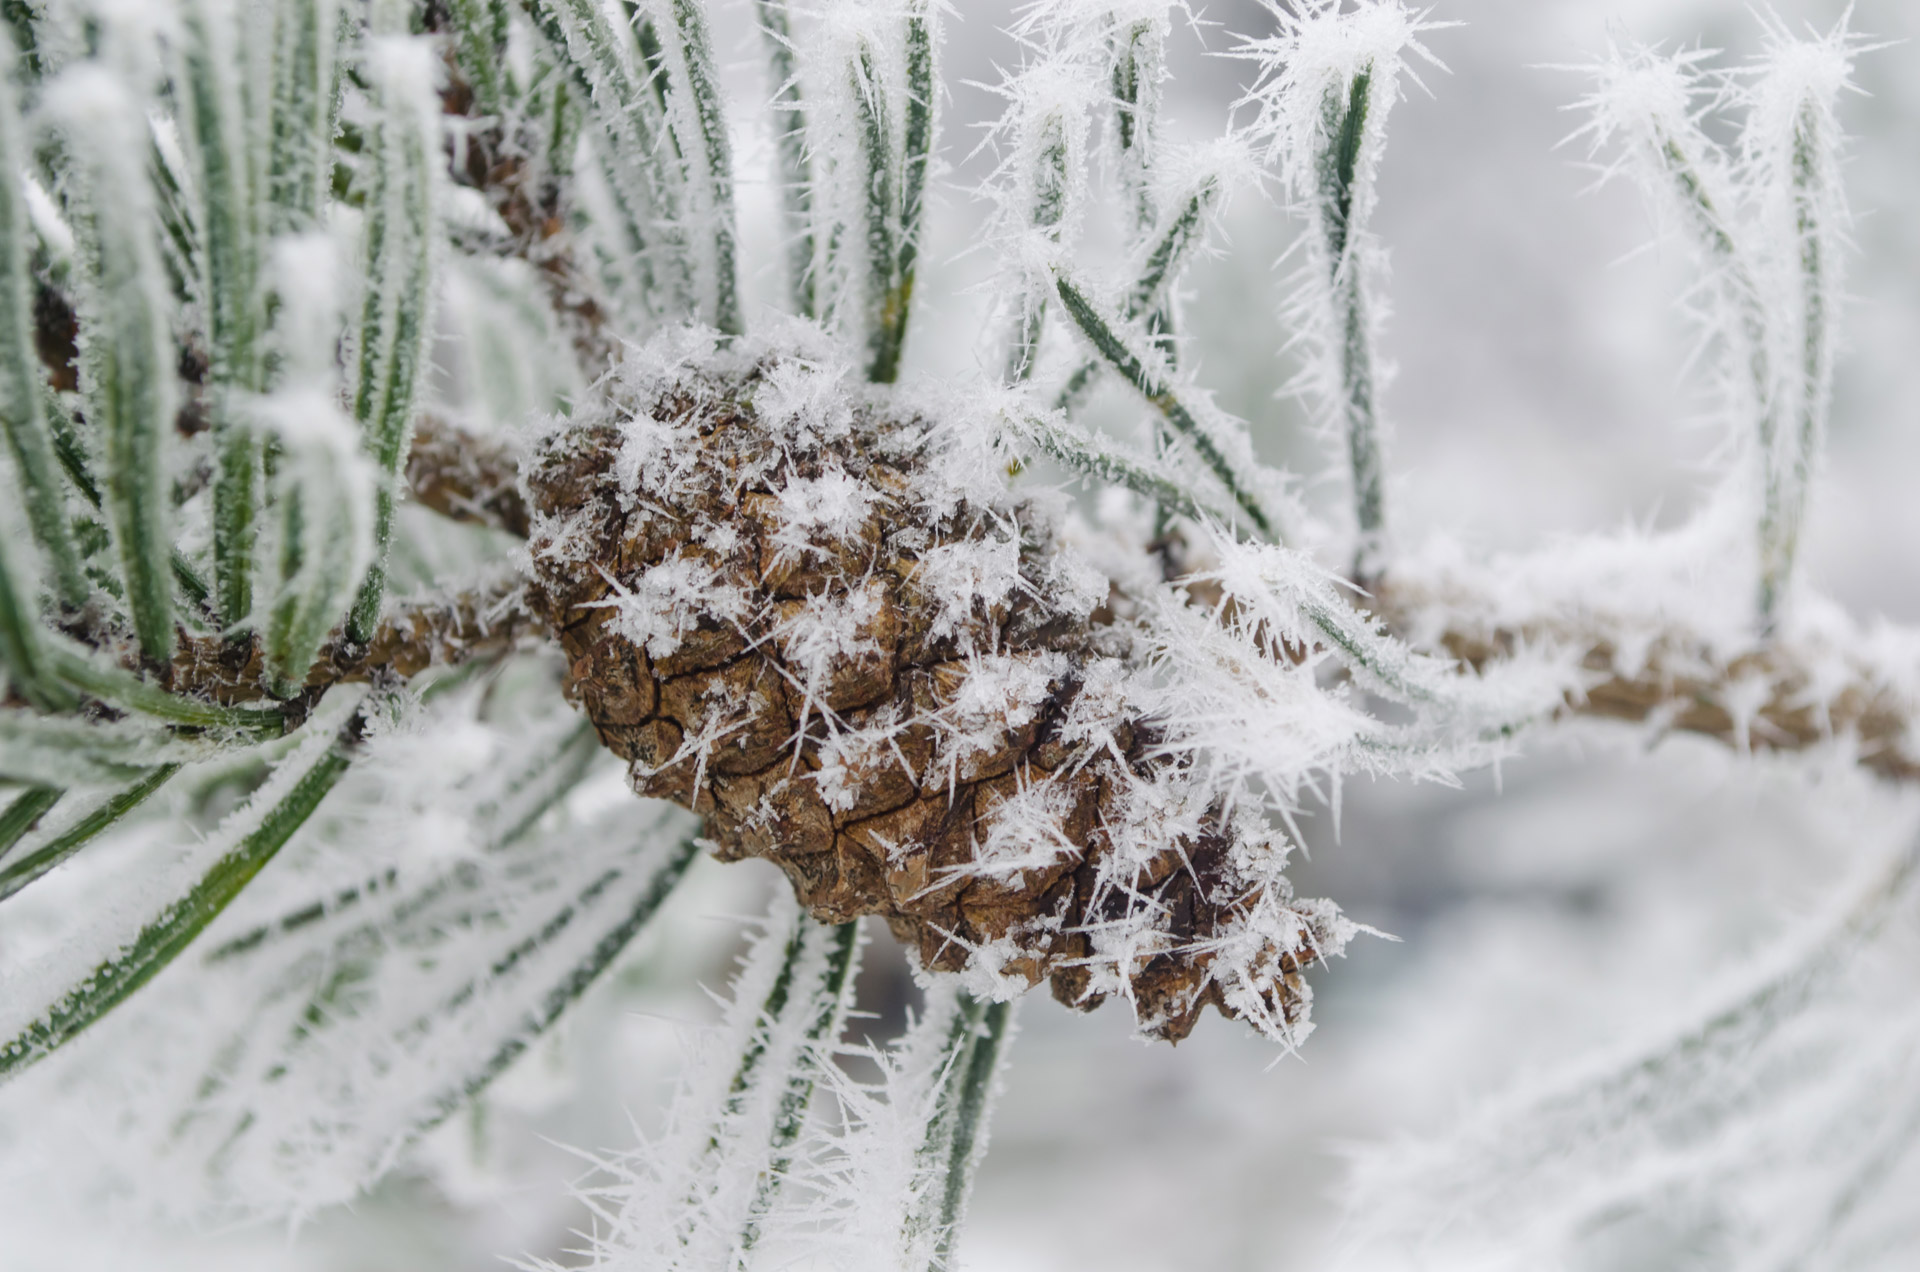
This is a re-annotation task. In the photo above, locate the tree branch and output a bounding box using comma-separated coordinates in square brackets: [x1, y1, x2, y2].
[399, 404, 1920, 790]
[1380, 577, 1920, 783]
[405, 411, 530, 537]
[168, 573, 541, 707]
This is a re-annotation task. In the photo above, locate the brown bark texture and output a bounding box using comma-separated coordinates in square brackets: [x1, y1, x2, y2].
[164, 572, 540, 708]
[1378, 577, 1920, 783]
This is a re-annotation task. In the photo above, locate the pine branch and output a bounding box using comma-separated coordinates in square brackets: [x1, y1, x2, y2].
[404, 412, 531, 537]
[1383, 574, 1920, 784]
[169, 573, 541, 706]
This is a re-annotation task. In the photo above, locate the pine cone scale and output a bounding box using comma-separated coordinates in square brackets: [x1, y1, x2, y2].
[526, 340, 1343, 1042]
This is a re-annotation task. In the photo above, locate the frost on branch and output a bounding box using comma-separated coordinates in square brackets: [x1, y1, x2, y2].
[524, 327, 1354, 1043]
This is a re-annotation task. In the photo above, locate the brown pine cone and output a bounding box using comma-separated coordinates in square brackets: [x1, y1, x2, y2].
[523, 330, 1349, 1043]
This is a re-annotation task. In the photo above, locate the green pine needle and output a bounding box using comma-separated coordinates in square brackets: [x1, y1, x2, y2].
[0, 739, 349, 1080]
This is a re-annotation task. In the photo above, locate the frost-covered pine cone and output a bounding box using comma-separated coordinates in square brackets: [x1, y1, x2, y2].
[525, 330, 1348, 1042]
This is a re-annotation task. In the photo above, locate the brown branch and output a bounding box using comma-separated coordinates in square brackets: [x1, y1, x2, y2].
[168, 574, 542, 708]
[406, 413, 530, 538]
[1379, 577, 1920, 784]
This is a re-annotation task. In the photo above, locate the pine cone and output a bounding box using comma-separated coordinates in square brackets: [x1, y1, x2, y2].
[524, 331, 1346, 1042]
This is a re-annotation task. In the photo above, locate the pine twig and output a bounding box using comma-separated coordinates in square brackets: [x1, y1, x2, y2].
[1384, 575, 1920, 784]
[405, 412, 530, 537]
[169, 573, 541, 707]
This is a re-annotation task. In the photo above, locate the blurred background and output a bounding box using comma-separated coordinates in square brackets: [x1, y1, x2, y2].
[5, 0, 1919, 1267]
[925, 5, 1920, 1264]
